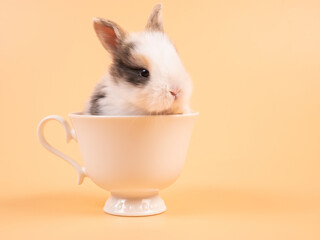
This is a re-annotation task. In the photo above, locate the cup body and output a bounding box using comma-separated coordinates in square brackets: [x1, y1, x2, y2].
[69, 112, 198, 195]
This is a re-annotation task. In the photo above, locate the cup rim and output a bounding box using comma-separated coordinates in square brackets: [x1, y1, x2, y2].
[69, 111, 199, 119]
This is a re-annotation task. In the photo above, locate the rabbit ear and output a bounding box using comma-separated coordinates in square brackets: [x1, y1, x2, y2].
[145, 4, 164, 32]
[93, 18, 127, 53]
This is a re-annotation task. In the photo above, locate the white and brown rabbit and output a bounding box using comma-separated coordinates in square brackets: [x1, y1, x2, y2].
[84, 4, 192, 115]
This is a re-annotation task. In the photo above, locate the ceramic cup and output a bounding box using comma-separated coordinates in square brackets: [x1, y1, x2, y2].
[37, 112, 198, 216]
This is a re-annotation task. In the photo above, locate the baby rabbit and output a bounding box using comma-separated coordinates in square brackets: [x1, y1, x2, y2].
[84, 4, 192, 115]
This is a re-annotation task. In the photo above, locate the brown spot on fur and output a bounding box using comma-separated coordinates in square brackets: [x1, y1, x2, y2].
[89, 83, 106, 115]
[136, 55, 150, 69]
[114, 43, 149, 69]
[110, 42, 150, 86]
[113, 42, 136, 66]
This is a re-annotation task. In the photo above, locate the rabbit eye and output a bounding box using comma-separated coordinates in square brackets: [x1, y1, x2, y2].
[140, 69, 149, 78]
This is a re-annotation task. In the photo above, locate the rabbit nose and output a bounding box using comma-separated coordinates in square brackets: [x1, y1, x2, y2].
[170, 91, 177, 97]
[169, 89, 180, 100]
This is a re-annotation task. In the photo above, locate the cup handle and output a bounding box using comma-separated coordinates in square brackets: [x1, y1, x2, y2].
[37, 115, 86, 184]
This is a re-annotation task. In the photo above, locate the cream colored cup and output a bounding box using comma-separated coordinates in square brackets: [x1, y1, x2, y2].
[37, 112, 198, 216]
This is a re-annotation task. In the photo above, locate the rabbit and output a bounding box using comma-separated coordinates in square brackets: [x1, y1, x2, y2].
[84, 3, 192, 115]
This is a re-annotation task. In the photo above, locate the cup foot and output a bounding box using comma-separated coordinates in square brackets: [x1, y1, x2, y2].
[104, 192, 166, 216]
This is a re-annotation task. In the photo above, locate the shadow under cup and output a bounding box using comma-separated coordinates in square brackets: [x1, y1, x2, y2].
[38, 112, 198, 216]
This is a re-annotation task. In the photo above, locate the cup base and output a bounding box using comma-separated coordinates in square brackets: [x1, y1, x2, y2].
[104, 192, 166, 216]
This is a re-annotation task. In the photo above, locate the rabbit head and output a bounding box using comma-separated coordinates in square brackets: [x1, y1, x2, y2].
[93, 4, 192, 114]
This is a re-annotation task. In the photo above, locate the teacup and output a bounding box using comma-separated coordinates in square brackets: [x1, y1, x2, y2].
[37, 112, 198, 216]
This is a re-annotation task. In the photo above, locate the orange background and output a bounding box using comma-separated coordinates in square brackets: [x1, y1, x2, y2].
[1, 0, 320, 239]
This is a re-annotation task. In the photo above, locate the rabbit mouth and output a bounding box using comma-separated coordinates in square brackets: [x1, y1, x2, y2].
[147, 97, 183, 115]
